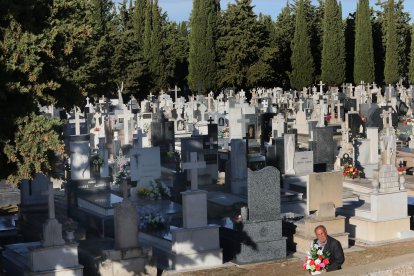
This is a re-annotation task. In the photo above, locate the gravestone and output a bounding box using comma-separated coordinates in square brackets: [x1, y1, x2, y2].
[130, 147, 161, 188]
[294, 172, 349, 253]
[293, 151, 314, 176]
[230, 139, 247, 195]
[3, 181, 84, 275]
[69, 134, 91, 181]
[232, 167, 286, 263]
[160, 152, 222, 271]
[309, 127, 335, 171]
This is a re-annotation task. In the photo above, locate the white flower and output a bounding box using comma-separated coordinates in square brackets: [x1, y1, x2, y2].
[306, 265, 311, 270]
[315, 259, 321, 265]
[317, 249, 323, 255]
[314, 244, 319, 249]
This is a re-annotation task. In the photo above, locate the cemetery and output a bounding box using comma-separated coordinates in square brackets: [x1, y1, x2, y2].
[3, 0, 414, 275]
[2, 80, 414, 274]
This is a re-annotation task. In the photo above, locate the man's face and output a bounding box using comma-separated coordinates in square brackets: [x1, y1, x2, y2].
[315, 228, 328, 244]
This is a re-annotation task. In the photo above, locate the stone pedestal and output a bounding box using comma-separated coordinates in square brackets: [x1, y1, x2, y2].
[170, 225, 222, 271]
[181, 190, 207, 228]
[235, 219, 286, 263]
[100, 248, 152, 276]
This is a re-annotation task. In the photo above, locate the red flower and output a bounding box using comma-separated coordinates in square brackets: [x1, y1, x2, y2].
[343, 172, 347, 177]
[403, 121, 407, 125]
[315, 264, 321, 271]
[303, 263, 307, 270]
[319, 256, 323, 261]
[310, 260, 315, 266]
[323, 259, 330, 265]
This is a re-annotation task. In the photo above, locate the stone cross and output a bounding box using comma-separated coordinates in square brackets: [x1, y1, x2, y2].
[207, 91, 214, 112]
[237, 113, 250, 134]
[318, 81, 325, 94]
[117, 111, 134, 145]
[74, 106, 84, 135]
[135, 128, 146, 149]
[181, 152, 206, 190]
[208, 117, 214, 125]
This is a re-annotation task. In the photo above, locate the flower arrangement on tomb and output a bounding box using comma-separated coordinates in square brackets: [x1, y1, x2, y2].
[303, 243, 330, 274]
[91, 154, 104, 166]
[222, 127, 230, 138]
[140, 213, 166, 232]
[137, 180, 171, 200]
[232, 215, 243, 231]
[63, 218, 78, 232]
[342, 164, 360, 179]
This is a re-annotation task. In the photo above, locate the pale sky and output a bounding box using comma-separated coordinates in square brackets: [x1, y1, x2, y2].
[142, 0, 414, 22]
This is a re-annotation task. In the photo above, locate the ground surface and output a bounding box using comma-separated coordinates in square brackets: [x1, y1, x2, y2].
[176, 238, 414, 275]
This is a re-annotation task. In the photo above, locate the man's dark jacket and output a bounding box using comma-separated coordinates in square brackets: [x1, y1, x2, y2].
[313, 235, 345, 271]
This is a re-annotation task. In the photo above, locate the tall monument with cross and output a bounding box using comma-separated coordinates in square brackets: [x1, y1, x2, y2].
[166, 152, 222, 271]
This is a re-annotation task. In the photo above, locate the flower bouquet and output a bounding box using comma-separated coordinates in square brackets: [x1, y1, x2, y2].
[343, 164, 360, 179]
[303, 244, 330, 274]
[140, 213, 166, 232]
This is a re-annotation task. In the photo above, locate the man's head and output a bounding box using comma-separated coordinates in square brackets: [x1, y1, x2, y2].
[315, 225, 328, 244]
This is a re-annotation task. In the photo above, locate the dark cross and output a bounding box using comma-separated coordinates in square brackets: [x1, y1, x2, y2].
[208, 117, 214, 125]
[223, 110, 228, 116]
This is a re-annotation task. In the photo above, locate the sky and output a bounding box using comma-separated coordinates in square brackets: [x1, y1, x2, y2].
[133, 0, 414, 23]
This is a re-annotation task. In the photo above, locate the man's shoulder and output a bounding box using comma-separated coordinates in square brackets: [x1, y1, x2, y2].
[327, 235, 341, 246]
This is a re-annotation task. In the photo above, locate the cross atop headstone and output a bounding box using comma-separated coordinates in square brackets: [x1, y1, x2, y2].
[318, 81, 325, 94]
[207, 91, 214, 112]
[135, 128, 146, 149]
[181, 152, 206, 190]
[205, 136, 215, 150]
[74, 106, 84, 135]
[86, 97, 90, 106]
[208, 116, 214, 125]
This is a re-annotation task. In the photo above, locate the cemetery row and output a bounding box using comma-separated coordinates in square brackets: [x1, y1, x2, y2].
[2, 82, 414, 275]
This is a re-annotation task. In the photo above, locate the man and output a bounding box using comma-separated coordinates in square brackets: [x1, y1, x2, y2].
[313, 225, 345, 271]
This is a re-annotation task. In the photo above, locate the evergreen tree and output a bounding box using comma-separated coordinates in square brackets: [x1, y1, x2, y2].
[133, 0, 147, 46]
[274, 3, 295, 89]
[149, 0, 167, 91]
[374, 0, 410, 84]
[290, 0, 314, 90]
[384, 0, 399, 84]
[321, 0, 345, 86]
[344, 13, 356, 83]
[188, 0, 218, 94]
[164, 21, 189, 90]
[409, 25, 414, 84]
[354, 0, 375, 84]
[143, 0, 152, 58]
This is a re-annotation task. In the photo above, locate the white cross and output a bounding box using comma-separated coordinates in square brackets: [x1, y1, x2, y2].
[237, 113, 250, 135]
[318, 81, 325, 94]
[117, 111, 135, 144]
[73, 106, 85, 135]
[181, 152, 206, 190]
[207, 91, 214, 112]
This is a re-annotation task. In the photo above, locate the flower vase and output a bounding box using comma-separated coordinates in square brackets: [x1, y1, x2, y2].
[65, 230, 75, 243]
[311, 271, 322, 275]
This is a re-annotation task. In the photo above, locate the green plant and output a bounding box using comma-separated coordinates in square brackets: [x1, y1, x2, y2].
[137, 187, 151, 199]
[136, 180, 171, 200]
[91, 154, 104, 166]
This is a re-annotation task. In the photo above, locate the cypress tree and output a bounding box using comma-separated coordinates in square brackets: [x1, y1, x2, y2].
[290, 0, 314, 90]
[188, 0, 218, 94]
[133, 0, 147, 46]
[321, 0, 345, 86]
[354, 0, 375, 84]
[409, 25, 414, 84]
[274, 3, 295, 89]
[149, 0, 167, 91]
[384, 0, 400, 84]
[143, 0, 152, 58]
